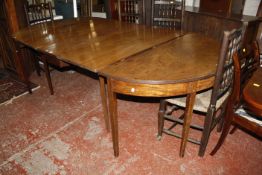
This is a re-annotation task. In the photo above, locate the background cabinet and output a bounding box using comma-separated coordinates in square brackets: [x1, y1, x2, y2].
[0, 0, 31, 78]
[200, 0, 245, 15]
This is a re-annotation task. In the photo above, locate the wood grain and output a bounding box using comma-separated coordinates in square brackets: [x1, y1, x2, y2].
[13, 18, 181, 73]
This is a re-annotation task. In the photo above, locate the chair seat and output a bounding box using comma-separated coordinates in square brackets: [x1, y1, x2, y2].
[166, 89, 230, 113]
[235, 107, 262, 126]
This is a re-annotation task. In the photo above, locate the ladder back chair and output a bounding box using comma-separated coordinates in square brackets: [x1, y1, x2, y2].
[24, 1, 69, 95]
[152, 0, 185, 29]
[24, 1, 53, 26]
[118, 0, 145, 24]
[211, 42, 261, 155]
[158, 27, 245, 157]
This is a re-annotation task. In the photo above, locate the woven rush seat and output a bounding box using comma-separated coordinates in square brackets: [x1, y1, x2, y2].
[166, 89, 230, 113]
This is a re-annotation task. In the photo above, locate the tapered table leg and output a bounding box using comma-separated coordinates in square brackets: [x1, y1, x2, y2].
[180, 92, 196, 157]
[108, 79, 119, 157]
[99, 76, 110, 132]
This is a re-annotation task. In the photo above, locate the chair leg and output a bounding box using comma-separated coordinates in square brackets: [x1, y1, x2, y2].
[229, 125, 237, 134]
[35, 59, 41, 76]
[14, 46, 32, 94]
[157, 99, 167, 140]
[210, 107, 233, 155]
[198, 107, 215, 157]
[43, 57, 54, 95]
[217, 116, 224, 132]
[217, 105, 226, 132]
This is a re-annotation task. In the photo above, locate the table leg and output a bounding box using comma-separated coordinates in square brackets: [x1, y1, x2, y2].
[14, 44, 32, 93]
[43, 56, 54, 95]
[108, 79, 119, 157]
[180, 92, 196, 157]
[99, 76, 110, 132]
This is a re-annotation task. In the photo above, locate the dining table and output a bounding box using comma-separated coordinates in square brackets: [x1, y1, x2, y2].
[13, 17, 221, 157]
[13, 17, 181, 131]
[100, 33, 220, 157]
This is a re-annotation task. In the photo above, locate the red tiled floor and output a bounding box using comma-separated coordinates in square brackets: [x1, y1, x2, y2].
[0, 70, 261, 175]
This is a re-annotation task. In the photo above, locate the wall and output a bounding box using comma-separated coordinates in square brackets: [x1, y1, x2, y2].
[243, 0, 260, 16]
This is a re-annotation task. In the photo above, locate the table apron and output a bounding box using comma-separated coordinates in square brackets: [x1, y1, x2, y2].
[109, 77, 215, 97]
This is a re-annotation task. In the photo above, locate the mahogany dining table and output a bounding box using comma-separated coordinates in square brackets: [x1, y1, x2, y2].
[13, 17, 181, 131]
[100, 33, 220, 157]
[13, 17, 220, 157]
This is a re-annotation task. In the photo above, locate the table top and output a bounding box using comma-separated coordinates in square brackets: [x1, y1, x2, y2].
[243, 67, 262, 117]
[13, 18, 181, 73]
[100, 33, 220, 85]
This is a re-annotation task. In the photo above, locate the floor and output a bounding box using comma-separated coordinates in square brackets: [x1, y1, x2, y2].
[0, 69, 261, 175]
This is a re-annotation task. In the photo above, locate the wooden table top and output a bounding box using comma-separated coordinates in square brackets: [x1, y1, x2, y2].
[243, 67, 262, 117]
[100, 33, 220, 85]
[13, 18, 181, 73]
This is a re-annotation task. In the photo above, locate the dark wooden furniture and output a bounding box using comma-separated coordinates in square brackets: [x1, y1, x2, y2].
[151, 0, 185, 29]
[99, 33, 220, 157]
[118, 0, 145, 24]
[184, 7, 259, 46]
[0, 0, 32, 91]
[13, 17, 180, 130]
[24, 1, 69, 95]
[200, 0, 245, 15]
[80, 0, 92, 17]
[24, 1, 54, 25]
[158, 27, 245, 157]
[243, 71, 262, 117]
[211, 42, 261, 155]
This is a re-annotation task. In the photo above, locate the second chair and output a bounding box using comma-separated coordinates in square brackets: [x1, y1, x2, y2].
[24, 1, 69, 95]
[158, 27, 245, 156]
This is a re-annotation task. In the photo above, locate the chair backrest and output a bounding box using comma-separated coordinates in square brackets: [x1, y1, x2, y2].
[231, 41, 260, 108]
[151, 0, 185, 29]
[209, 27, 246, 111]
[24, 1, 53, 26]
[118, 0, 145, 24]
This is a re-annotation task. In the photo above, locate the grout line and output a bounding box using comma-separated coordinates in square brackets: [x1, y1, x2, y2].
[0, 85, 40, 107]
[0, 104, 102, 167]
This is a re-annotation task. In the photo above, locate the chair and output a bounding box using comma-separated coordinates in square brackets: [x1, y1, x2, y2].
[158, 27, 245, 157]
[211, 42, 261, 155]
[24, 1, 69, 95]
[151, 0, 185, 29]
[118, 0, 145, 24]
[24, 1, 54, 26]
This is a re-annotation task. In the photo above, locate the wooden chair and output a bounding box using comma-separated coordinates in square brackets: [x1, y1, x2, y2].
[151, 0, 185, 29]
[158, 27, 245, 157]
[118, 0, 145, 24]
[211, 42, 261, 155]
[24, 1, 53, 25]
[24, 1, 69, 95]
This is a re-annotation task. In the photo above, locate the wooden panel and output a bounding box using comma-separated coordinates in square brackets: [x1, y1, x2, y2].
[14, 0, 28, 29]
[184, 8, 259, 46]
[5, 0, 19, 34]
[200, 0, 231, 14]
[108, 0, 118, 19]
[0, 0, 34, 78]
[0, 0, 17, 72]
